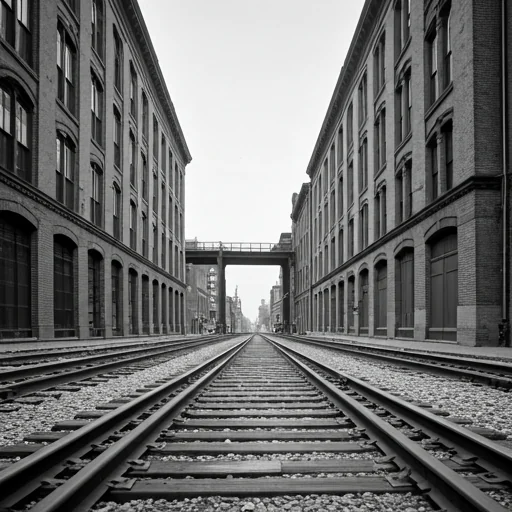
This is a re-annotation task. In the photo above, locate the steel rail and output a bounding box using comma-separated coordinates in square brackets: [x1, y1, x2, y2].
[0, 336, 250, 511]
[268, 337, 511, 512]
[279, 334, 512, 386]
[0, 336, 230, 400]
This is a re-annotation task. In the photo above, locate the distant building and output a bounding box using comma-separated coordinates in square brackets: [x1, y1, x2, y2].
[185, 264, 210, 334]
[257, 299, 270, 332]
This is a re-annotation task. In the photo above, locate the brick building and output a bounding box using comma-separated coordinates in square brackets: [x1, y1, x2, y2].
[0, 0, 191, 340]
[291, 0, 511, 346]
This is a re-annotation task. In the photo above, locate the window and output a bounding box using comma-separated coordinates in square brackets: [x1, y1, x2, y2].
[161, 135, 166, 173]
[174, 205, 179, 237]
[161, 183, 166, 221]
[152, 280, 159, 333]
[360, 203, 369, 250]
[129, 131, 136, 187]
[429, 138, 439, 201]
[348, 218, 354, 258]
[374, 32, 386, 93]
[91, 74, 103, 145]
[174, 162, 179, 200]
[56, 133, 75, 209]
[152, 172, 158, 213]
[174, 245, 178, 276]
[0, 213, 32, 338]
[128, 269, 138, 334]
[54, 235, 76, 337]
[130, 64, 137, 119]
[142, 92, 148, 139]
[358, 138, 368, 192]
[337, 176, 343, 218]
[141, 153, 148, 200]
[152, 223, 158, 264]
[168, 195, 172, 227]
[161, 232, 165, 269]
[88, 250, 102, 336]
[329, 144, 335, 181]
[375, 108, 386, 171]
[395, 0, 411, 56]
[113, 28, 123, 92]
[347, 161, 354, 205]
[113, 107, 121, 168]
[443, 9, 452, 87]
[168, 149, 173, 185]
[153, 115, 159, 164]
[111, 261, 122, 335]
[168, 239, 172, 273]
[337, 125, 344, 165]
[63, 0, 77, 12]
[396, 248, 414, 337]
[338, 228, 344, 265]
[358, 72, 367, 125]
[374, 261, 387, 334]
[129, 201, 137, 250]
[0, 0, 15, 47]
[57, 24, 76, 114]
[323, 160, 328, 193]
[113, 183, 121, 240]
[444, 121, 453, 191]
[90, 163, 103, 227]
[141, 212, 148, 258]
[359, 269, 369, 333]
[396, 69, 411, 143]
[0, 82, 31, 182]
[346, 103, 354, 148]
[375, 186, 387, 239]
[17, 0, 31, 65]
[428, 29, 438, 105]
[330, 190, 335, 229]
[91, 0, 103, 59]
[142, 275, 149, 333]
[429, 230, 458, 341]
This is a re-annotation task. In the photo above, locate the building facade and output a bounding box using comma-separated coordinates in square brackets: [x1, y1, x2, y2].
[0, 0, 191, 340]
[291, 0, 511, 346]
[185, 264, 210, 334]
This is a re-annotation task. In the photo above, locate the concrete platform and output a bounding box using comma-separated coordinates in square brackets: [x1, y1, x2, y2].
[304, 332, 512, 361]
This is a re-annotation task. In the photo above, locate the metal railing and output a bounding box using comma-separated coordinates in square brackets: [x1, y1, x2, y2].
[186, 241, 293, 252]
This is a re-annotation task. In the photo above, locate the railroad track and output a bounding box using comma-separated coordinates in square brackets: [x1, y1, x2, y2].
[0, 335, 231, 401]
[276, 334, 512, 389]
[0, 334, 510, 511]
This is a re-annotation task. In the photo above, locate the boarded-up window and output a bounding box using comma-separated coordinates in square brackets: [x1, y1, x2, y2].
[54, 236, 75, 337]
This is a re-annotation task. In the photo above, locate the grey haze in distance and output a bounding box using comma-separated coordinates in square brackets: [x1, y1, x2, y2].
[138, 0, 365, 322]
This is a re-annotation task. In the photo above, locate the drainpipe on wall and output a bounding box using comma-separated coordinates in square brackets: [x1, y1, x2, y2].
[500, 0, 510, 346]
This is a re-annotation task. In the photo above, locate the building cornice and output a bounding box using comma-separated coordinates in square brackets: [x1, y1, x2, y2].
[306, 0, 385, 179]
[123, 0, 192, 165]
[0, 170, 186, 288]
[291, 183, 311, 222]
[311, 175, 502, 288]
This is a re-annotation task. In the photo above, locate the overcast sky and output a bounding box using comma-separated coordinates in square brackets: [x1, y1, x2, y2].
[138, 0, 365, 323]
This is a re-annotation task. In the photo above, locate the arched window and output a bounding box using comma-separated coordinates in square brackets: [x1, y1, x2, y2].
[429, 230, 458, 341]
[90, 163, 103, 227]
[161, 283, 167, 333]
[0, 212, 33, 338]
[141, 274, 149, 334]
[56, 132, 76, 209]
[359, 269, 369, 334]
[128, 268, 138, 334]
[57, 23, 77, 114]
[396, 248, 414, 337]
[374, 260, 387, 334]
[129, 63, 137, 119]
[113, 106, 121, 169]
[113, 182, 121, 240]
[113, 27, 123, 92]
[91, 73, 103, 145]
[88, 250, 103, 337]
[129, 130, 136, 187]
[141, 91, 149, 139]
[168, 286, 174, 331]
[54, 235, 76, 337]
[91, 0, 104, 59]
[0, 80, 32, 182]
[152, 279, 159, 333]
[111, 261, 122, 336]
[337, 281, 344, 331]
[129, 200, 137, 250]
[347, 276, 355, 333]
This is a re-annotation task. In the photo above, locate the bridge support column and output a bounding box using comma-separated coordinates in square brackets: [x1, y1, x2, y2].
[282, 261, 291, 333]
[218, 252, 226, 334]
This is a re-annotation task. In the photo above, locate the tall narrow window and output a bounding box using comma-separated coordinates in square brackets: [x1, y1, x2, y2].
[54, 236, 76, 337]
[428, 30, 438, 104]
[142, 275, 149, 334]
[360, 203, 369, 250]
[338, 176, 343, 217]
[56, 133, 75, 210]
[338, 228, 344, 265]
[396, 171, 404, 224]
[152, 115, 159, 164]
[90, 163, 103, 227]
[374, 261, 388, 335]
[88, 250, 102, 336]
[337, 125, 344, 165]
[111, 261, 122, 335]
[113, 183, 121, 240]
[443, 10, 452, 87]
[113, 107, 121, 169]
[142, 92, 148, 139]
[152, 172, 158, 213]
[347, 161, 354, 205]
[128, 269, 138, 334]
[161, 232, 165, 269]
[358, 72, 367, 125]
[129, 64, 137, 119]
[359, 138, 368, 192]
[430, 139, 439, 201]
[161, 135, 166, 174]
[444, 122, 453, 191]
[129, 200, 137, 250]
[141, 153, 148, 200]
[329, 145, 335, 181]
[396, 248, 414, 337]
[348, 218, 354, 258]
[129, 131, 136, 187]
[346, 103, 354, 148]
[359, 269, 369, 333]
[141, 212, 148, 258]
[174, 205, 179, 237]
[91, 74, 103, 145]
[153, 280, 159, 333]
[57, 24, 76, 114]
[0, 0, 15, 47]
[113, 28, 123, 92]
[91, 0, 103, 59]
[152, 223, 158, 264]
[16, 0, 31, 65]
[168, 195, 172, 227]
[375, 108, 386, 171]
[161, 183, 166, 221]
[374, 33, 386, 93]
[0, 213, 32, 338]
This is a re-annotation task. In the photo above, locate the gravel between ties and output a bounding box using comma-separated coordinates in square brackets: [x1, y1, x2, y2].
[0, 337, 243, 447]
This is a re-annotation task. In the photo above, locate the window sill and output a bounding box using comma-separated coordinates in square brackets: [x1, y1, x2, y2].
[56, 98, 79, 127]
[374, 163, 387, 182]
[114, 164, 122, 175]
[114, 86, 123, 103]
[91, 137, 105, 155]
[425, 82, 453, 121]
[58, 1, 80, 26]
[373, 83, 386, 106]
[394, 131, 412, 157]
[0, 39, 38, 80]
[358, 186, 368, 199]
[91, 47, 105, 70]
[394, 36, 411, 69]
